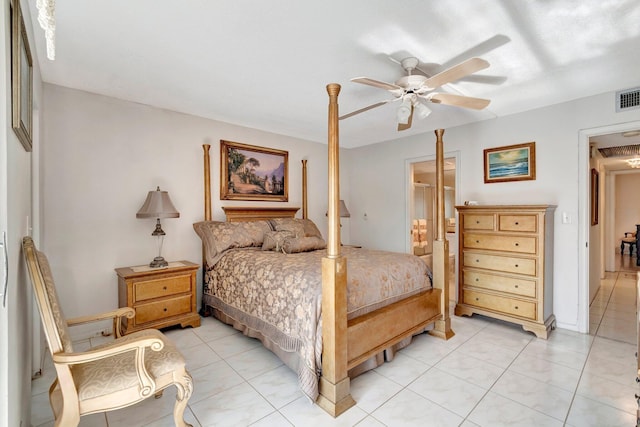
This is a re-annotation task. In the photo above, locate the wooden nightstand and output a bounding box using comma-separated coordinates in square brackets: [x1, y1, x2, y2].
[115, 261, 201, 334]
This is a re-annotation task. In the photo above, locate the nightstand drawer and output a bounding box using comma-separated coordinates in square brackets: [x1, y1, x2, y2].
[498, 214, 537, 232]
[135, 274, 192, 302]
[135, 295, 192, 324]
[463, 233, 537, 254]
[463, 214, 494, 230]
[463, 252, 536, 276]
[463, 270, 536, 297]
[463, 289, 536, 319]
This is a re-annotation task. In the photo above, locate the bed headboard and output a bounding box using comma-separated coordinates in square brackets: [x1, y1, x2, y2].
[221, 206, 300, 222]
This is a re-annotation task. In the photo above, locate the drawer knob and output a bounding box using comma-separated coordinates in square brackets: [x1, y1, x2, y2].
[163, 286, 167, 290]
[475, 278, 479, 282]
[475, 297, 479, 301]
[163, 308, 168, 312]
[476, 240, 480, 243]
[515, 222, 519, 225]
[515, 264, 519, 268]
[515, 285, 519, 288]
[476, 220, 480, 224]
[475, 259, 480, 263]
[515, 243, 519, 246]
[515, 306, 519, 310]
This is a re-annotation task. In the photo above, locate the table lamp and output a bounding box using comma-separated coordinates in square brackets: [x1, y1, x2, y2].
[136, 186, 179, 268]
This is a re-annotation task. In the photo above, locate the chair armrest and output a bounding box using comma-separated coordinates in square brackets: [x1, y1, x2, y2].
[67, 307, 135, 338]
[52, 334, 164, 365]
[52, 333, 166, 398]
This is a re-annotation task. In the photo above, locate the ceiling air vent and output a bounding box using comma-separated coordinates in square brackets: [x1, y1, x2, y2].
[598, 144, 640, 158]
[616, 87, 640, 112]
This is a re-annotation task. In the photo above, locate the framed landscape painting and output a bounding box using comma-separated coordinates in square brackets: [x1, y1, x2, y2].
[220, 140, 288, 201]
[11, 0, 33, 152]
[484, 142, 536, 183]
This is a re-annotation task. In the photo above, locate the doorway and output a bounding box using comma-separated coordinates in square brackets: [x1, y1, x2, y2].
[579, 121, 640, 333]
[406, 151, 460, 301]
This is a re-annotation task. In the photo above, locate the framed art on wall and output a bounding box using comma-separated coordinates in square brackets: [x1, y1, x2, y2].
[220, 140, 289, 202]
[11, 0, 33, 152]
[591, 168, 598, 226]
[484, 142, 536, 183]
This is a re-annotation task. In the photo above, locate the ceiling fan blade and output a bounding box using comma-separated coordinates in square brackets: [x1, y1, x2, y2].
[458, 75, 507, 85]
[339, 100, 391, 120]
[424, 57, 490, 89]
[429, 93, 491, 110]
[397, 105, 414, 131]
[351, 77, 403, 91]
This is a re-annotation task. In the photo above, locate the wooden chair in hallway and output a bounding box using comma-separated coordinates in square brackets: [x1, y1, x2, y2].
[22, 236, 193, 427]
[621, 231, 636, 255]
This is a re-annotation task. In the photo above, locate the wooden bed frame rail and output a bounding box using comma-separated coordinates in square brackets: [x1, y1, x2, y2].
[200, 83, 452, 418]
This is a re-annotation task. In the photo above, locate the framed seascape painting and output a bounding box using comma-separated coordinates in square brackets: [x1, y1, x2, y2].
[484, 142, 536, 183]
[220, 140, 289, 202]
[11, 0, 33, 152]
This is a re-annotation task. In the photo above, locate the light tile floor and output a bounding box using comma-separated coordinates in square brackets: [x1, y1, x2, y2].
[32, 272, 639, 427]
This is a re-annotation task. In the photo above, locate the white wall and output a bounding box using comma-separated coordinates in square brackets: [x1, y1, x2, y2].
[42, 84, 348, 338]
[615, 171, 640, 243]
[347, 91, 640, 331]
[1, 0, 43, 425]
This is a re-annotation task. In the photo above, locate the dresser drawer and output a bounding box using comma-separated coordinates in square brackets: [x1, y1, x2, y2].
[135, 295, 192, 324]
[134, 274, 192, 302]
[463, 289, 536, 320]
[463, 233, 537, 254]
[463, 214, 495, 230]
[463, 252, 536, 276]
[462, 270, 536, 297]
[498, 215, 537, 232]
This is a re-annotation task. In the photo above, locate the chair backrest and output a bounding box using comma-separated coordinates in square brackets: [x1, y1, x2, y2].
[22, 237, 74, 354]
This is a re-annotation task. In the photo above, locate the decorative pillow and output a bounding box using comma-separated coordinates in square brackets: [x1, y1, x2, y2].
[270, 218, 324, 239]
[282, 236, 327, 254]
[262, 230, 295, 251]
[193, 220, 272, 265]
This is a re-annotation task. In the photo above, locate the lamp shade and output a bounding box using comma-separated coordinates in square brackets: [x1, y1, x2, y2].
[325, 200, 351, 218]
[136, 187, 180, 219]
[339, 200, 351, 218]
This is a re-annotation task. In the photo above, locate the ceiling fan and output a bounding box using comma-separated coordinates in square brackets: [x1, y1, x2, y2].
[340, 56, 492, 131]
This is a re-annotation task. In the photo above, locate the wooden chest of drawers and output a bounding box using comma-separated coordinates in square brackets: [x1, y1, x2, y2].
[455, 205, 556, 338]
[116, 261, 200, 334]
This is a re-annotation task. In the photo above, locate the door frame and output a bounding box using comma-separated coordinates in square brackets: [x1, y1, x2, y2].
[578, 120, 640, 332]
[404, 150, 461, 253]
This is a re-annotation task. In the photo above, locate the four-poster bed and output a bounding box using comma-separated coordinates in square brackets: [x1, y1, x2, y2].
[194, 83, 452, 417]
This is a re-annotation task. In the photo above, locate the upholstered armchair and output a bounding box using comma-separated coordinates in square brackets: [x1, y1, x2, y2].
[22, 237, 193, 427]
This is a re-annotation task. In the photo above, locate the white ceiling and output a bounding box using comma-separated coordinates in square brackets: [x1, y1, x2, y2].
[26, 0, 640, 149]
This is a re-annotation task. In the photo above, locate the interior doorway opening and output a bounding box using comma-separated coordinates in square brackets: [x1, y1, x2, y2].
[407, 153, 459, 302]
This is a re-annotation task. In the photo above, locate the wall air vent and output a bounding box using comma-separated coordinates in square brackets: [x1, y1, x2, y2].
[616, 87, 640, 112]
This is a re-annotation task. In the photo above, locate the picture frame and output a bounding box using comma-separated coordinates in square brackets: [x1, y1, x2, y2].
[11, 0, 33, 152]
[483, 142, 536, 183]
[591, 168, 599, 226]
[220, 140, 288, 202]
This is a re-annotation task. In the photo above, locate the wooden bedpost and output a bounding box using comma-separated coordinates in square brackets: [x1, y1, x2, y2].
[200, 143, 213, 317]
[429, 129, 454, 339]
[203, 144, 212, 221]
[302, 159, 308, 219]
[317, 83, 356, 417]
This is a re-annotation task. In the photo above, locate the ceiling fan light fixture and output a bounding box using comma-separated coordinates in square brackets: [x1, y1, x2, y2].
[396, 99, 412, 124]
[414, 102, 432, 119]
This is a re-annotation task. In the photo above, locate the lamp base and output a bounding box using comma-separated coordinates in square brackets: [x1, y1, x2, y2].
[149, 256, 168, 268]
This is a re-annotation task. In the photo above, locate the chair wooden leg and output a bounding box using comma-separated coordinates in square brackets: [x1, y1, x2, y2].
[172, 370, 194, 427]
